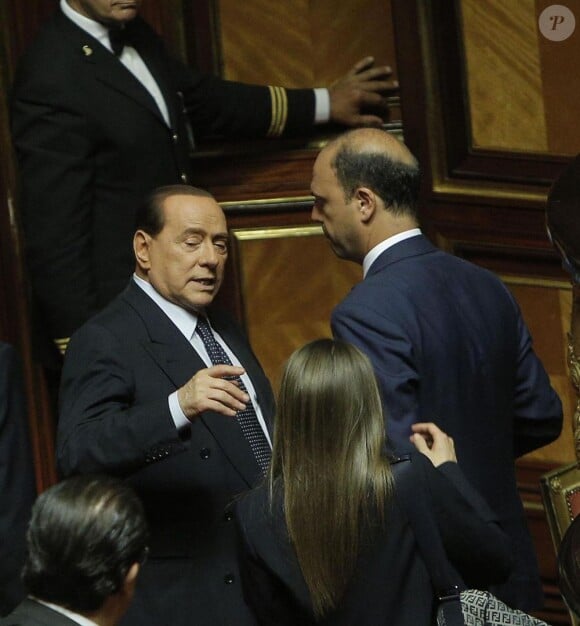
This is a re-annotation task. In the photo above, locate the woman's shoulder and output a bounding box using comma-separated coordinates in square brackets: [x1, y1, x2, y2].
[235, 481, 283, 532]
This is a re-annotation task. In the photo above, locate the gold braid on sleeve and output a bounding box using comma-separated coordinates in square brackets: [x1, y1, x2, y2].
[266, 86, 288, 138]
[567, 332, 580, 462]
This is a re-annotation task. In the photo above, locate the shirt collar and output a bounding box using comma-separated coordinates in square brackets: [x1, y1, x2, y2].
[133, 274, 200, 341]
[32, 598, 99, 626]
[362, 228, 422, 277]
[61, 0, 113, 52]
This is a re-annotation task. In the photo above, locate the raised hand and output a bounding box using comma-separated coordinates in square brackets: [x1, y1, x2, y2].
[410, 422, 457, 467]
[328, 56, 398, 127]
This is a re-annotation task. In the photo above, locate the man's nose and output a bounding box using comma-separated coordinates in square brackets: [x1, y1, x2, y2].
[199, 241, 218, 266]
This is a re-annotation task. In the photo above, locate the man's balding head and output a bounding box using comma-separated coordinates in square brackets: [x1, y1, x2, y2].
[323, 128, 421, 218]
[310, 129, 421, 263]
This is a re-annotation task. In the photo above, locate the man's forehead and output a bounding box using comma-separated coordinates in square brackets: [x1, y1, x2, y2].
[312, 147, 338, 186]
[162, 195, 226, 227]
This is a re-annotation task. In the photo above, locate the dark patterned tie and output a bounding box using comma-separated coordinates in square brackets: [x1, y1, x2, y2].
[195, 316, 271, 473]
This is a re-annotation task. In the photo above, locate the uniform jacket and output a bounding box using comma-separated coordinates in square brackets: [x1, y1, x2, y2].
[331, 234, 564, 610]
[10, 9, 315, 342]
[236, 452, 512, 626]
[57, 280, 275, 626]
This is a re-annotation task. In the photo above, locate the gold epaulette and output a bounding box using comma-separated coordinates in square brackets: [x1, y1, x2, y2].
[54, 337, 70, 356]
[266, 86, 288, 138]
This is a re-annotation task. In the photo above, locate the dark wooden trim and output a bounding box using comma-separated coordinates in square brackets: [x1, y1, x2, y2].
[0, 12, 57, 492]
[181, 0, 222, 74]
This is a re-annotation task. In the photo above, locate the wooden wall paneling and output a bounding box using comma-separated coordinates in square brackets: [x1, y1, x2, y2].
[217, 0, 396, 91]
[0, 2, 57, 492]
[460, 0, 548, 153]
[535, 0, 580, 156]
[3, 0, 57, 78]
[230, 223, 362, 390]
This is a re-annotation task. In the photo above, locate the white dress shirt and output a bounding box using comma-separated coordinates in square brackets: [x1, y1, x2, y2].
[363, 228, 422, 278]
[133, 275, 271, 446]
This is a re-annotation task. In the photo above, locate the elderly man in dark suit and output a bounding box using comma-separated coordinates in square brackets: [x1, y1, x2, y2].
[10, 0, 395, 358]
[57, 185, 274, 626]
[0, 474, 149, 626]
[310, 128, 564, 610]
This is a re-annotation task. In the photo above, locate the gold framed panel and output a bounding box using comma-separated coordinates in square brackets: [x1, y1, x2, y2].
[230, 224, 361, 389]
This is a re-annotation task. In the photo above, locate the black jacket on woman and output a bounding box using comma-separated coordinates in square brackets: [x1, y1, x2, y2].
[235, 452, 512, 626]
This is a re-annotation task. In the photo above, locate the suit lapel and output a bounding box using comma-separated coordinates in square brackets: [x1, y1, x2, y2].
[55, 12, 169, 126]
[122, 282, 262, 486]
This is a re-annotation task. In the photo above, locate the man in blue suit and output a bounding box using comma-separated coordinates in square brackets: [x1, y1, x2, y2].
[310, 128, 563, 610]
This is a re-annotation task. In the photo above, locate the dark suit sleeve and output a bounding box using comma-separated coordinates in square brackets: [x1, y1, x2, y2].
[11, 63, 99, 342]
[158, 31, 315, 141]
[57, 322, 186, 477]
[418, 454, 512, 588]
[331, 302, 420, 445]
[0, 344, 36, 616]
[511, 301, 563, 456]
[179, 71, 315, 140]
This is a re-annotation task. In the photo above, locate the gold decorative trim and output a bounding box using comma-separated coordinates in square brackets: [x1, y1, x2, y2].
[221, 195, 313, 209]
[523, 501, 546, 513]
[54, 337, 70, 356]
[232, 225, 322, 242]
[499, 274, 571, 290]
[266, 86, 288, 138]
[433, 181, 547, 204]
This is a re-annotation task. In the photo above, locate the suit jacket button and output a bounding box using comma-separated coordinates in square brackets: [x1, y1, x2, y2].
[224, 573, 235, 584]
[181, 173, 188, 183]
[172, 133, 178, 142]
[200, 448, 211, 460]
[224, 511, 233, 522]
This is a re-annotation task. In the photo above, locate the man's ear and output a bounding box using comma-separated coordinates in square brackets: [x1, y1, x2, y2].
[120, 562, 140, 600]
[134, 230, 152, 271]
[354, 187, 376, 223]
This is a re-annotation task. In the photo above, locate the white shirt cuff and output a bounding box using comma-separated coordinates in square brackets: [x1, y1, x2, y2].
[169, 391, 190, 433]
[314, 88, 330, 124]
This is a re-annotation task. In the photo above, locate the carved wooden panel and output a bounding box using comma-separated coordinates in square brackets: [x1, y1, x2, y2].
[460, 0, 548, 153]
[217, 0, 396, 90]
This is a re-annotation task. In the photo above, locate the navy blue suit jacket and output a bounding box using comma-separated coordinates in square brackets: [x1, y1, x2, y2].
[57, 281, 275, 626]
[331, 234, 563, 610]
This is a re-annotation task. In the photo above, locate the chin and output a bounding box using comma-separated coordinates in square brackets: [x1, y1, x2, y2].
[187, 295, 216, 311]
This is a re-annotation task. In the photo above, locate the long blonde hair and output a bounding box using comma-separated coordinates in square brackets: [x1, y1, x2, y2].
[269, 339, 393, 617]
